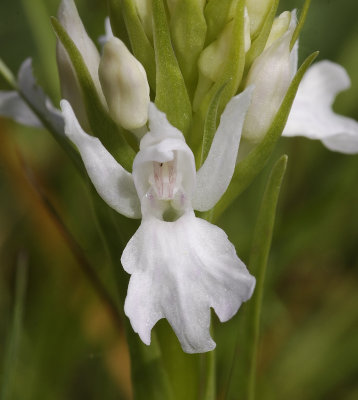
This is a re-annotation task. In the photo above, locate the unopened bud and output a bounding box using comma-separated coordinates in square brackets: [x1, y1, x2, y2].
[242, 11, 296, 143]
[244, 8, 252, 53]
[99, 37, 150, 130]
[193, 7, 251, 110]
[57, 0, 106, 131]
[246, 0, 274, 37]
[265, 11, 291, 49]
[198, 22, 234, 83]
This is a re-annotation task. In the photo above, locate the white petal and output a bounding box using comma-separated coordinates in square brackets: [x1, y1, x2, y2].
[0, 90, 41, 127]
[143, 102, 186, 147]
[321, 132, 358, 154]
[290, 40, 299, 79]
[17, 59, 64, 134]
[193, 87, 253, 212]
[57, 0, 106, 110]
[122, 212, 255, 353]
[283, 60, 358, 153]
[61, 99, 141, 218]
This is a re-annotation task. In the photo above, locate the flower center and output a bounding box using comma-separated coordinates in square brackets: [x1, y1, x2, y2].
[141, 159, 188, 222]
[152, 160, 177, 200]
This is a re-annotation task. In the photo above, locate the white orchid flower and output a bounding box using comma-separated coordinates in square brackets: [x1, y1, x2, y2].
[60, 87, 256, 354]
[283, 60, 358, 154]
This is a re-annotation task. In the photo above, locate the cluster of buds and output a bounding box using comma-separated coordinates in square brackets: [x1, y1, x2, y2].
[55, 0, 298, 154]
[49, 0, 358, 163]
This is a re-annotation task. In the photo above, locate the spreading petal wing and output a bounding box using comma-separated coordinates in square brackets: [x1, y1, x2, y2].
[0, 90, 41, 128]
[193, 87, 253, 211]
[61, 99, 141, 218]
[283, 60, 358, 153]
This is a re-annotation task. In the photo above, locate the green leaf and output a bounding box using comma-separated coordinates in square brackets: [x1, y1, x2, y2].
[290, 0, 312, 50]
[20, 0, 58, 98]
[0, 253, 28, 400]
[246, 154, 288, 400]
[225, 155, 287, 400]
[152, 0, 192, 137]
[170, 0, 207, 98]
[51, 17, 135, 172]
[244, 0, 279, 75]
[212, 51, 319, 221]
[200, 82, 228, 167]
[109, 0, 156, 90]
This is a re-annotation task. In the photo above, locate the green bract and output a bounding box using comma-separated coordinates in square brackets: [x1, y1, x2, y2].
[152, 0, 192, 137]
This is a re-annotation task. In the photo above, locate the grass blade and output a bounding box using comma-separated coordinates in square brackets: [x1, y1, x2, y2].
[247, 155, 288, 400]
[0, 252, 28, 400]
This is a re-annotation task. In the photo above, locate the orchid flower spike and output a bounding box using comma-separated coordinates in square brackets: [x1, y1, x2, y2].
[61, 87, 256, 353]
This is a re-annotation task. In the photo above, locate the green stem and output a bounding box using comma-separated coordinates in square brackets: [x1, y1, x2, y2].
[203, 324, 216, 400]
[201, 217, 216, 400]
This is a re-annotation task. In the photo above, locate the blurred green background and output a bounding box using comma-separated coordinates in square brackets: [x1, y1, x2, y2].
[0, 0, 357, 399]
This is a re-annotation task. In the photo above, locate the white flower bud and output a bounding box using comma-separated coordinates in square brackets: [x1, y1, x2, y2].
[242, 11, 297, 143]
[246, 0, 274, 37]
[244, 8, 252, 53]
[197, 22, 234, 83]
[99, 37, 150, 131]
[197, 5, 251, 83]
[56, 0, 107, 131]
[265, 11, 291, 49]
